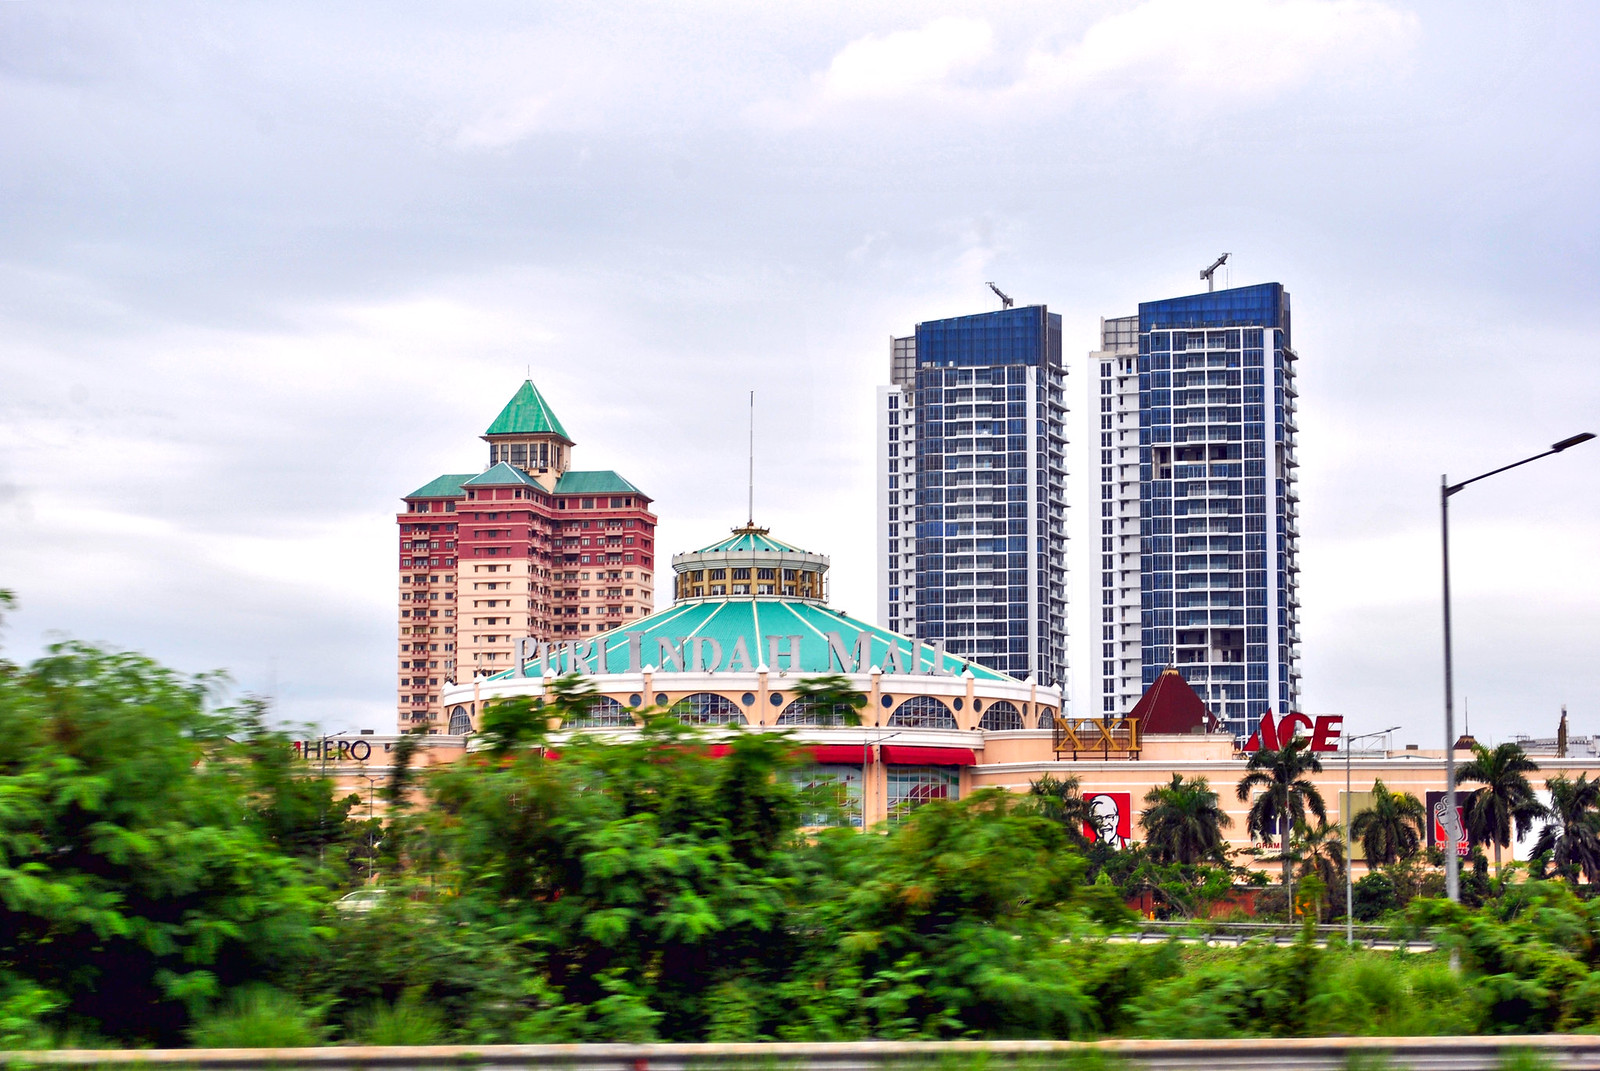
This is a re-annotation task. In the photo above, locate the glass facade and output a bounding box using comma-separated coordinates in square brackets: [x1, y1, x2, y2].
[1125, 284, 1300, 738]
[879, 305, 1069, 687]
[886, 765, 959, 823]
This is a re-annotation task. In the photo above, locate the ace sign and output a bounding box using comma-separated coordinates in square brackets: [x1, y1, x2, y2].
[1241, 710, 1344, 753]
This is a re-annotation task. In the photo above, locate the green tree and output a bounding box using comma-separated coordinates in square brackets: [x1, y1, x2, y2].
[1140, 773, 1232, 865]
[425, 686, 807, 1040]
[1026, 773, 1093, 846]
[1456, 741, 1546, 873]
[1295, 816, 1346, 897]
[782, 675, 866, 725]
[0, 642, 321, 1043]
[1350, 779, 1427, 866]
[1236, 737, 1327, 889]
[1532, 774, 1600, 884]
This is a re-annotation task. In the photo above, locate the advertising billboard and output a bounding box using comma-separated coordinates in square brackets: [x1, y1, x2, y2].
[1425, 789, 1472, 856]
[1083, 792, 1132, 850]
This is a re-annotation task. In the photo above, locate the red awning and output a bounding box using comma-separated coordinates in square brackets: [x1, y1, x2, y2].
[881, 745, 977, 767]
[808, 745, 866, 764]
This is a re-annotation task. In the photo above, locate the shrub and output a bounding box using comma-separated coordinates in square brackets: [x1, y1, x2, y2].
[189, 986, 323, 1048]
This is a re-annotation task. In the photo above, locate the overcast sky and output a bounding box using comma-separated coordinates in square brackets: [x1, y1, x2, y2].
[2, 0, 1595, 744]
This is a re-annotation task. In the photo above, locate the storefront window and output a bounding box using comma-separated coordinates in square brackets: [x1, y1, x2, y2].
[887, 765, 959, 823]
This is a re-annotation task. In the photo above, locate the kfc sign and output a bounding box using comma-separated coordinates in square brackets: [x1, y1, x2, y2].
[1082, 792, 1132, 850]
[1241, 710, 1344, 753]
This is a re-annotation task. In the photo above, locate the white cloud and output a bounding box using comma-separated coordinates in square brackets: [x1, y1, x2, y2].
[455, 94, 552, 149]
[819, 17, 994, 102]
[764, 0, 1418, 124]
[1020, 0, 1419, 99]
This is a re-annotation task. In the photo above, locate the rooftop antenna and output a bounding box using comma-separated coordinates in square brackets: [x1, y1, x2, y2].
[1201, 253, 1230, 293]
[986, 281, 1014, 309]
[747, 390, 755, 526]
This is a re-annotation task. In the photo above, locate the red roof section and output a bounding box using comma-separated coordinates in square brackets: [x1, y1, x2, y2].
[1130, 668, 1219, 734]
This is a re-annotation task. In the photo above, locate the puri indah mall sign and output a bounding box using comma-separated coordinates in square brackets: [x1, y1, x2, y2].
[514, 632, 961, 678]
[1241, 710, 1344, 753]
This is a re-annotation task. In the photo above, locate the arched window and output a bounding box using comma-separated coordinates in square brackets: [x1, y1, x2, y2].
[887, 696, 957, 729]
[562, 696, 635, 729]
[1035, 707, 1059, 730]
[447, 706, 472, 735]
[978, 700, 1024, 731]
[778, 697, 855, 726]
[669, 693, 748, 726]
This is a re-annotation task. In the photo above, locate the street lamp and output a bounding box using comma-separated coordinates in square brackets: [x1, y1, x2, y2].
[863, 729, 905, 828]
[1440, 431, 1595, 901]
[1345, 724, 1400, 944]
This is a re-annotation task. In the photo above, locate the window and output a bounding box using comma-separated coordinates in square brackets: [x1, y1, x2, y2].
[447, 706, 472, 735]
[777, 695, 859, 726]
[887, 766, 959, 822]
[887, 696, 957, 729]
[789, 764, 863, 828]
[562, 696, 635, 729]
[668, 693, 748, 726]
[978, 700, 1024, 731]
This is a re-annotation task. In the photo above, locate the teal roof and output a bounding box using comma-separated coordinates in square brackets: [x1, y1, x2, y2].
[464, 463, 543, 488]
[406, 473, 472, 499]
[489, 598, 1011, 683]
[485, 380, 571, 441]
[555, 470, 645, 497]
[691, 528, 810, 555]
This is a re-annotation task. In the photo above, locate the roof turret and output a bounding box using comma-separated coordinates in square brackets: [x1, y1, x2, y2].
[484, 380, 572, 442]
[671, 523, 830, 605]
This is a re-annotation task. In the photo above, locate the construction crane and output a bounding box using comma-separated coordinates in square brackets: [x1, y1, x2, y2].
[986, 281, 1014, 309]
[1200, 253, 1230, 292]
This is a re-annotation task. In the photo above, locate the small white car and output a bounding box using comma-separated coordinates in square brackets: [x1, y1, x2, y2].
[335, 887, 389, 913]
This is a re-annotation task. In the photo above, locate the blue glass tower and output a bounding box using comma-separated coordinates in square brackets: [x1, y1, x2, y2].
[877, 306, 1069, 687]
[1094, 283, 1300, 739]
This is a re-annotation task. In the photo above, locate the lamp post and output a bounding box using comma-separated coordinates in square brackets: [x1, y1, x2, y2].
[1441, 431, 1594, 901]
[360, 774, 380, 884]
[1345, 724, 1400, 943]
[863, 729, 905, 827]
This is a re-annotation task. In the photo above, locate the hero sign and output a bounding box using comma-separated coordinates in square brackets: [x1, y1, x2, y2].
[1241, 710, 1343, 753]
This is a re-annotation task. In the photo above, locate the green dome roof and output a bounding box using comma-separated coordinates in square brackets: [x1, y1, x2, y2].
[495, 597, 1012, 683]
[691, 527, 811, 555]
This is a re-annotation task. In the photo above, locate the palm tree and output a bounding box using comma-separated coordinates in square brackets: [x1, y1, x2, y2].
[1296, 816, 1346, 893]
[1027, 772, 1093, 844]
[1455, 741, 1546, 873]
[1141, 773, 1232, 865]
[1236, 736, 1327, 889]
[1532, 774, 1600, 884]
[1350, 779, 1427, 866]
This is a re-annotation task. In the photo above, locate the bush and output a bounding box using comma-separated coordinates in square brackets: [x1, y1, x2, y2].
[346, 988, 445, 1046]
[189, 986, 324, 1048]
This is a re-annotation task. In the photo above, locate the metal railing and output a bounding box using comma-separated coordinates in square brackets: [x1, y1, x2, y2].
[2, 1036, 1594, 1070]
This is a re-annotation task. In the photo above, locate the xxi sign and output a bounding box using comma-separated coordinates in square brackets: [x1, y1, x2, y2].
[1241, 710, 1345, 753]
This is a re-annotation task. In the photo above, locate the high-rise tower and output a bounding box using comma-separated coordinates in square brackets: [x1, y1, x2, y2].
[876, 305, 1069, 688]
[396, 380, 658, 732]
[1094, 283, 1301, 738]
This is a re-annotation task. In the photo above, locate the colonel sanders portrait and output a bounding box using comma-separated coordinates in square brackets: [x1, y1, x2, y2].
[1086, 792, 1130, 850]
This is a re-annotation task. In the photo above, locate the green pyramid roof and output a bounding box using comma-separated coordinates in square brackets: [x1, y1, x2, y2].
[485, 380, 571, 441]
[555, 471, 645, 496]
[406, 474, 473, 499]
[463, 463, 544, 488]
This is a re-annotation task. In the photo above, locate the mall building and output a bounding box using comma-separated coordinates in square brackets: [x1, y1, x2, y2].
[424, 523, 1589, 863]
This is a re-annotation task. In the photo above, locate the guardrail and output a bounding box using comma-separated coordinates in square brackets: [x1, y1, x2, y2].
[1121, 919, 1434, 950]
[3, 1037, 1596, 1071]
